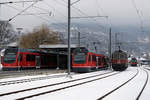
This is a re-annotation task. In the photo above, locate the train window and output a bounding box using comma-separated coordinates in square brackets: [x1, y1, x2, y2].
[31, 55, 35, 61]
[92, 55, 96, 62]
[74, 53, 87, 64]
[26, 55, 31, 61]
[112, 53, 119, 59]
[131, 58, 137, 62]
[3, 48, 18, 63]
[26, 54, 35, 61]
[88, 55, 91, 62]
[120, 54, 124, 59]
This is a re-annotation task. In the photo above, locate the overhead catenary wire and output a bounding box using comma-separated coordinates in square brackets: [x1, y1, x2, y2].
[5, 1, 68, 29]
[95, 0, 101, 16]
[8, 0, 41, 22]
[2, 0, 109, 32]
[0, 0, 42, 5]
[31, 5, 67, 29]
[42, 1, 67, 18]
[40, 1, 68, 29]
[58, 0, 108, 32]
[95, 0, 112, 28]
[131, 0, 145, 33]
[5, 4, 51, 23]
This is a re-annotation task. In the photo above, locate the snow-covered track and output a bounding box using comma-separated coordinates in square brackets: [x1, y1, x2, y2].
[0, 71, 118, 100]
[97, 69, 139, 100]
[0, 69, 66, 79]
[16, 71, 118, 100]
[136, 69, 149, 100]
[0, 74, 67, 86]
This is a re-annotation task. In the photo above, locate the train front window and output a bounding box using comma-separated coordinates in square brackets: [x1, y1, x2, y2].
[113, 53, 126, 60]
[4, 48, 18, 63]
[74, 53, 87, 64]
[131, 58, 137, 62]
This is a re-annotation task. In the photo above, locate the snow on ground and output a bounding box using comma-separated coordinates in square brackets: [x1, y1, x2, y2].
[0, 70, 112, 99]
[0, 72, 67, 82]
[28, 67, 137, 100]
[103, 67, 147, 100]
[0, 67, 150, 100]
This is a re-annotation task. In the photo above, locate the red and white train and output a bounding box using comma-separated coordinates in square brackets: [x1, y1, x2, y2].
[1, 47, 67, 70]
[72, 47, 109, 72]
[111, 49, 128, 71]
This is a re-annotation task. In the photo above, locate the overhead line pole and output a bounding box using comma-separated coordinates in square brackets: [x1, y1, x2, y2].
[109, 28, 112, 68]
[67, 0, 71, 78]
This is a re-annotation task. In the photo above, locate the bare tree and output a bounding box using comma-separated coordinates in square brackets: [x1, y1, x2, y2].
[19, 25, 64, 49]
[0, 21, 16, 47]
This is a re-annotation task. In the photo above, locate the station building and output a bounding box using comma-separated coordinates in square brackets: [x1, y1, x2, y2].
[39, 44, 82, 69]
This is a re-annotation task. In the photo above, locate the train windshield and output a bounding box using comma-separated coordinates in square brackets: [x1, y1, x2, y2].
[3, 48, 18, 63]
[74, 53, 87, 64]
[113, 52, 127, 60]
[131, 58, 137, 62]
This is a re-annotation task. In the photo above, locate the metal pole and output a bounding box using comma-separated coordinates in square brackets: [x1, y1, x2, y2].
[16, 28, 23, 71]
[56, 49, 59, 70]
[67, 0, 71, 78]
[109, 28, 112, 68]
[109, 28, 111, 58]
[78, 32, 80, 47]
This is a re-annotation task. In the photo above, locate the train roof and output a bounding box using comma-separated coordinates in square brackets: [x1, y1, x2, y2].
[39, 44, 82, 49]
[112, 50, 127, 56]
[73, 47, 105, 56]
[5, 47, 68, 55]
[5, 47, 45, 53]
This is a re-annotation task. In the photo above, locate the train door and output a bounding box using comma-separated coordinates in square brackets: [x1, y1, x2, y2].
[88, 54, 91, 66]
[92, 55, 96, 68]
[18, 53, 23, 68]
[101, 57, 105, 67]
[96, 56, 99, 69]
[36, 56, 41, 68]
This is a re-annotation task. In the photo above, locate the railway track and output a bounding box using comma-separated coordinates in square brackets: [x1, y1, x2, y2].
[96, 68, 149, 100]
[136, 69, 149, 100]
[0, 73, 67, 86]
[0, 71, 118, 100]
[0, 69, 66, 79]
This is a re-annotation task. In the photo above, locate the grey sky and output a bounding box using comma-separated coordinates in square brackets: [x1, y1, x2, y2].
[0, 0, 149, 32]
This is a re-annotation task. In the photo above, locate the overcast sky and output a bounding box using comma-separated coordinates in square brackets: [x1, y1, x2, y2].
[0, 0, 149, 33]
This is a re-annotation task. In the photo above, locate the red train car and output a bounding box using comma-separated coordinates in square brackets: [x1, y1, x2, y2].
[130, 58, 138, 66]
[72, 48, 109, 72]
[111, 50, 128, 71]
[2, 47, 58, 70]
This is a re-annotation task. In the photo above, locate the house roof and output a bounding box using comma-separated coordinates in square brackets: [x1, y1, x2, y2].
[39, 44, 80, 49]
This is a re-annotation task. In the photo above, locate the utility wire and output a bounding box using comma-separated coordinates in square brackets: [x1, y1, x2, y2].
[95, 0, 101, 16]
[94, 0, 112, 28]
[59, 0, 108, 32]
[41, 1, 67, 29]
[21, 12, 51, 16]
[7, 4, 67, 30]
[6, 4, 50, 23]
[9, 1, 67, 29]
[42, 1, 67, 18]
[0, 0, 42, 4]
[131, 0, 144, 33]
[8, 1, 40, 22]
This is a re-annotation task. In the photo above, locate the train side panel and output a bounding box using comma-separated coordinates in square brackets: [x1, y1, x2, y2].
[111, 50, 128, 71]
[72, 48, 109, 72]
